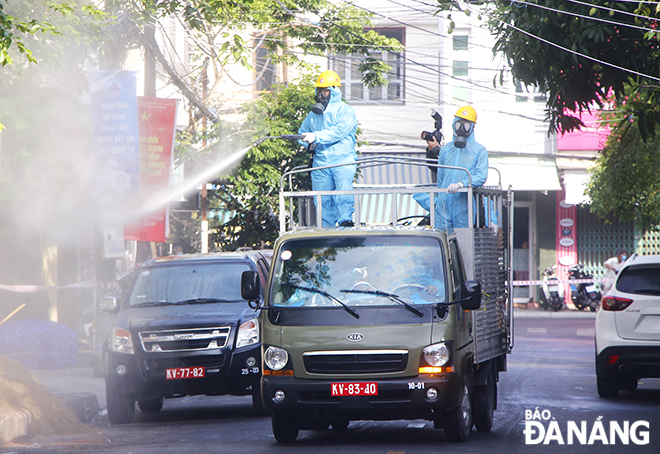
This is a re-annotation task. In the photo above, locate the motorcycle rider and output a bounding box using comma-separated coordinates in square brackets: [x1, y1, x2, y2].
[298, 70, 358, 227]
[413, 105, 489, 231]
[602, 248, 627, 294]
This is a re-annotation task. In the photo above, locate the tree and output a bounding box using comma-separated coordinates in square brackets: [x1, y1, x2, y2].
[588, 116, 660, 232]
[437, 0, 660, 138]
[101, 0, 402, 250]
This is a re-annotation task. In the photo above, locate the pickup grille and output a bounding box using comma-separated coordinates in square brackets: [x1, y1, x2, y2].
[139, 327, 231, 352]
[303, 350, 408, 374]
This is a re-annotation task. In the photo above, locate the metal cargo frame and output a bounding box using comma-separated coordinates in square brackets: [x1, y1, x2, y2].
[279, 157, 513, 363]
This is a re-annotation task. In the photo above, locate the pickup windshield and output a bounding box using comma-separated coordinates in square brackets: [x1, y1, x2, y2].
[129, 262, 252, 307]
[271, 236, 446, 308]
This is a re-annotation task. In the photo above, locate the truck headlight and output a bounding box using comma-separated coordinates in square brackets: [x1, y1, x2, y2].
[264, 346, 289, 370]
[236, 319, 259, 348]
[422, 342, 449, 367]
[111, 327, 134, 354]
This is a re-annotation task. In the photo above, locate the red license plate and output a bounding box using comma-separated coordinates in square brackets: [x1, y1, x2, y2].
[331, 382, 378, 396]
[166, 366, 205, 380]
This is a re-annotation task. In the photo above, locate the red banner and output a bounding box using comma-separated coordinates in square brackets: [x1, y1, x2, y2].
[124, 97, 178, 243]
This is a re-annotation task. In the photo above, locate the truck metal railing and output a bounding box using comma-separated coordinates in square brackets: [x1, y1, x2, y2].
[279, 156, 508, 232]
[278, 156, 514, 361]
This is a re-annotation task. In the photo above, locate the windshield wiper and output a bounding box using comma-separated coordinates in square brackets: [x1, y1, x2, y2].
[174, 298, 234, 305]
[132, 301, 175, 307]
[283, 284, 359, 319]
[340, 289, 424, 317]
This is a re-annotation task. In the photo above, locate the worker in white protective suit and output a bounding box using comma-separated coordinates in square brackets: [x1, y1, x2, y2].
[298, 70, 358, 227]
[413, 105, 489, 231]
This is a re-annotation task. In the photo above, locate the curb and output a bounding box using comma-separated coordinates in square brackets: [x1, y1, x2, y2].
[0, 409, 32, 445]
[513, 308, 597, 319]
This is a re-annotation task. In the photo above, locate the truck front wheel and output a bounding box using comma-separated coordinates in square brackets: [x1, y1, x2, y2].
[272, 411, 299, 443]
[444, 377, 473, 442]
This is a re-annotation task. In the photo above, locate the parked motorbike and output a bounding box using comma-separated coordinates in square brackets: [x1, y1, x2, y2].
[568, 264, 601, 312]
[541, 265, 564, 312]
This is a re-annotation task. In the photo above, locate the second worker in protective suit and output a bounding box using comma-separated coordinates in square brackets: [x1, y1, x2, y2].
[414, 105, 489, 231]
[298, 70, 358, 227]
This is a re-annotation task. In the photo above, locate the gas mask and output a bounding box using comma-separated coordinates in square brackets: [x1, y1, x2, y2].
[453, 118, 474, 149]
[312, 88, 331, 115]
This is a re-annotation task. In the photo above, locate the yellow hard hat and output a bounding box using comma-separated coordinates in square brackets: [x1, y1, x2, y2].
[455, 105, 477, 123]
[314, 70, 341, 87]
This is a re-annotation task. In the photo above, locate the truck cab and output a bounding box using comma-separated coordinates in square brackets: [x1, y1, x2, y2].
[242, 157, 513, 442]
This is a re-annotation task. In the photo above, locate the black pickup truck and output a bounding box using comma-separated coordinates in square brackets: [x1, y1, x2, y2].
[100, 250, 272, 424]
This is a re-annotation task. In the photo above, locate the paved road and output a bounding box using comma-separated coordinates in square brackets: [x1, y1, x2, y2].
[8, 311, 660, 453]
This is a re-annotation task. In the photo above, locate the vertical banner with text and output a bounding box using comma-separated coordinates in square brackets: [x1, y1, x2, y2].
[124, 97, 178, 243]
[89, 71, 140, 198]
[556, 191, 577, 305]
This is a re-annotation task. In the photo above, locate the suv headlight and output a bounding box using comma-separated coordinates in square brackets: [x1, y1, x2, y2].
[264, 346, 289, 370]
[111, 327, 134, 354]
[236, 319, 259, 348]
[422, 342, 450, 367]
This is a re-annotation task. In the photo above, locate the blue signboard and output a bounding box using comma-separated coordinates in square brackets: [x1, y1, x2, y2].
[89, 70, 140, 198]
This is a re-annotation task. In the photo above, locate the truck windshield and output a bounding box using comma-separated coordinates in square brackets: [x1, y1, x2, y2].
[271, 236, 446, 308]
[129, 262, 252, 307]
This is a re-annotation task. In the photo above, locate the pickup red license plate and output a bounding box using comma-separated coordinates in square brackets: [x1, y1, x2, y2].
[166, 366, 205, 380]
[331, 382, 378, 396]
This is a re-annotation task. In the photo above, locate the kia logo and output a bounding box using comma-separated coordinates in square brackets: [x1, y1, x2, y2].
[346, 333, 364, 342]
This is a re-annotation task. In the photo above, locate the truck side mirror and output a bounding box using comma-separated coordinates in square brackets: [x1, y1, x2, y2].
[241, 271, 261, 308]
[460, 280, 482, 311]
[99, 296, 119, 313]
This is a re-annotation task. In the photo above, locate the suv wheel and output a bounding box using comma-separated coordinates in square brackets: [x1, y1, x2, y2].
[596, 372, 619, 398]
[138, 397, 164, 413]
[106, 381, 136, 424]
[251, 385, 270, 416]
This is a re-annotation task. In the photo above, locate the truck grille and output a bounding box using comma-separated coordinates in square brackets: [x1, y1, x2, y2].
[303, 350, 408, 374]
[139, 327, 231, 352]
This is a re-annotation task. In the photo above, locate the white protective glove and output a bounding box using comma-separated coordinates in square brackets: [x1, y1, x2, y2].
[447, 182, 464, 194]
[302, 132, 316, 144]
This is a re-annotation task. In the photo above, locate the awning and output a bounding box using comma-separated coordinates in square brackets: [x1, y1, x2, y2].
[486, 156, 562, 191]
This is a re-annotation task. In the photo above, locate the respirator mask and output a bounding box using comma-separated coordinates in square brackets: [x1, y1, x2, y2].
[453, 118, 474, 149]
[312, 88, 331, 115]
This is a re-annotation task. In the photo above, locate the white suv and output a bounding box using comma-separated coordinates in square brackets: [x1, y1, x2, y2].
[595, 254, 660, 397]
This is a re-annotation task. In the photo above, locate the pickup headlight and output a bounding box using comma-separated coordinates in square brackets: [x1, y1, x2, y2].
[422, 342, 450, 367]
[236, 319, 259, 348]
[111, 327, 134, 354]
[264, 346, 289, 370]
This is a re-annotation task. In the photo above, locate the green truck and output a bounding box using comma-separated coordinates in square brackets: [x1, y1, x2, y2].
[241, 157, 513, 442]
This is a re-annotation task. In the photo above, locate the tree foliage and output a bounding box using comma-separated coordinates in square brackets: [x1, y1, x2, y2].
[438, 0, 660, 139]
[208, 78, 319, 250]
[588, 118, 660, 232]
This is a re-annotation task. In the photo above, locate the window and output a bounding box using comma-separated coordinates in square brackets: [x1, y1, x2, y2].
[453, 61, 468, 77]
[452, 86, 469, 104]
[255, 43, 275, 92]
[453, 35, 468, 51]
[330, 28, 404, 103]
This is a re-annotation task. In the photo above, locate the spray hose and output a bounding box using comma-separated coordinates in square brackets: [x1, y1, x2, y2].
[253, 134, 304, 146]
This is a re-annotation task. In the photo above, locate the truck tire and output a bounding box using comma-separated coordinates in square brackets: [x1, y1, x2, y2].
[251, 385, 270, 416]
[444, 375, 473, 442]
[138, 397, 163, 413]
[106, 381, 135, 424]
[272, 411, 299, 443]
[473, 368, 495, 432]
